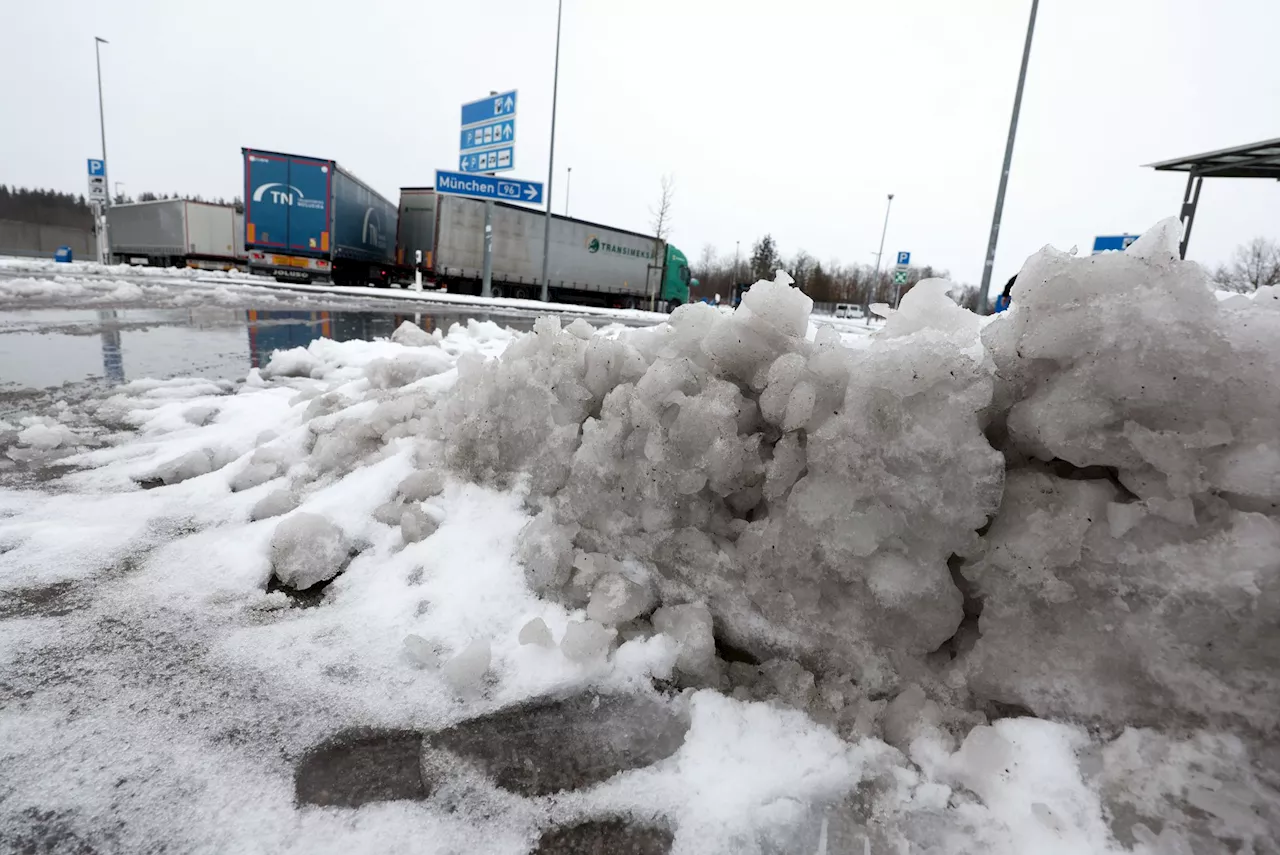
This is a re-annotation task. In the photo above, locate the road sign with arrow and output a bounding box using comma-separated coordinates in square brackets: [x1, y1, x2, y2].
[460, 119, 515, 152]
[459, 147, 514, 173]
[461, 90, 516, 126]
[435, 170, 543, 205]
[459, 90, 517, 174]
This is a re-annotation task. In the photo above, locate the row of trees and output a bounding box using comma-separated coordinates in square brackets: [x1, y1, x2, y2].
[1212, 237, 1280, 293]
[0, 185, 244, 231]
[112, 191, 244, 212]
[689, 234, 979, 310]
[0, 186, 94, 229]
[689, 231, 1280, 310]
[643, 178, 977, 310]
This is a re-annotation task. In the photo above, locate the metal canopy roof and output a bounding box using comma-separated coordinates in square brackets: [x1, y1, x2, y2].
[1145, 137, 1280, 179]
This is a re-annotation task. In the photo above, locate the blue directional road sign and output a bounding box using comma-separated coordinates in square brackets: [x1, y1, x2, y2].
[461, 90, 517, 127]
[459, 147, 514, 173]
[436, 170, 543, 205]
[1091, 235, 1137, 254]
[896, 251, 911, 266]
[460, 119, 515, 153]
[87, 158, 105, 176]
[460, 91, 516, 174]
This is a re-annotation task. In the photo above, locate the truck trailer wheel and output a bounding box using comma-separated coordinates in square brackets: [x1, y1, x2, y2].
[513, 286, 530, 300]
[490, 285, 506, 299]
[666, 299, 682, 313]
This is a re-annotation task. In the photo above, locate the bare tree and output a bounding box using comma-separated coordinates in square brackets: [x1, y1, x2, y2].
[650, 174, 675, 241]
[697, 243, 717, 275]
[1218, 237, 1280, 293]
[789, 249, 815, 291]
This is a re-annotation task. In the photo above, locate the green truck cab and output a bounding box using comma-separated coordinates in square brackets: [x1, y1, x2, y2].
[662, 244, 693, 310]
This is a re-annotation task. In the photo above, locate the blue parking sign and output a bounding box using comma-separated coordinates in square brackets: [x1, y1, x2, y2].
[88, 159, 106, 176]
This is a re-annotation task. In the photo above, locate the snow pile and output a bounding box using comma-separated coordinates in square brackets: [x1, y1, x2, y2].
[970, 221, 1280, 733]
[2, 220, 1278, 854]
[439, 270, 1001, 694]
[0, 274, 153, 304]
[3, 405, 100, 467]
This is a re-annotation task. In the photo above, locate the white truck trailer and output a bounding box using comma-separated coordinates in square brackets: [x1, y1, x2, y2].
[107, 200, 244, 270]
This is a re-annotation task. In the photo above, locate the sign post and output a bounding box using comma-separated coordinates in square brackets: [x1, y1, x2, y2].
[87, 159, 108, 263]
[892, 250, 911, 308]
[459, 90, 517, 299]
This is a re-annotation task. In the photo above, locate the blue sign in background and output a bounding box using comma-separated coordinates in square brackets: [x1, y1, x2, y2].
[436, 170, 543, 205]
[896, 251, 911, 265]
[87, 159, 105, 176]
[459, 147, 514, 173]
[1091, 235, 1137, 253]
[461, 90, 517, 127]
[460, 120, 515, 152]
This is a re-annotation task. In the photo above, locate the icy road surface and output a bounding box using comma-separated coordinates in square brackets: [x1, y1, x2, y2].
[1, 224, 1276, 854]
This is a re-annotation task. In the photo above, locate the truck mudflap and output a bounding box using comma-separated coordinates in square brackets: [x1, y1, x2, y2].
[247, 250, 331, 282]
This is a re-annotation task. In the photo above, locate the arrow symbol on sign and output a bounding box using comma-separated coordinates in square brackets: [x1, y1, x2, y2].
[504, 96, 513, 112]
[503, 124, 512, 139]
[524, 184, 538, 201]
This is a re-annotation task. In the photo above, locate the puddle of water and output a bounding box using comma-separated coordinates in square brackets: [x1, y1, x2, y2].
[0, 304, 616, 391]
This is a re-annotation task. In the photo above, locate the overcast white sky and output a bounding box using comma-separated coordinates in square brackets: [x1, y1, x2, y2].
[3, 0, 1278, 293]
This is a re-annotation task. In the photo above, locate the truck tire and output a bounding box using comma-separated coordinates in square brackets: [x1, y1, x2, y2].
[490, 284, 506, 299]
[666, 299, 681, 314]
[513, 286, 530, 300]
[624, 296, 639, 311]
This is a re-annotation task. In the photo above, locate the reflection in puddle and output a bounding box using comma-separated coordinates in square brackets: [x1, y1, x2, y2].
[0, 305, 608, 391]
[245, 309, 466, 370]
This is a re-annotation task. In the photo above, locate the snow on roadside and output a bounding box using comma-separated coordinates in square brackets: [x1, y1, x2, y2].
[0, 255, 677, 323]
[2, 224, 1278, 854]
[0, 274, 150, 304]
[0, 255, 263, 281]
[0, 272, 293, 310]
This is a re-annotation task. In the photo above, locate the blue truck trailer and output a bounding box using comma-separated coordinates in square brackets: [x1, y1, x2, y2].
[242, 148, 398, 285]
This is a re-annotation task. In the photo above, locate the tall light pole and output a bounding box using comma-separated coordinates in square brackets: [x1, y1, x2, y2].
[95, 36, 110, 263]
[873, 193, 894, 301]
[565, 166, 572, 216]
[538, 0, 564, 302]
[977, 0, 1039, 315]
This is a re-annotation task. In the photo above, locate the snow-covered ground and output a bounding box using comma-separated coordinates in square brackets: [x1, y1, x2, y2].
[1, 221, 1277, 853]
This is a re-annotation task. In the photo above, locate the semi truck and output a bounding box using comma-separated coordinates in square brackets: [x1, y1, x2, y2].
[107, 200, 244, 269]
[242, 148, 397, 285]
[396, 188, 692, 310]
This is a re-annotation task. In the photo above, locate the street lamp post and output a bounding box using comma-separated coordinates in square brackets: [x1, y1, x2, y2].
[873, 193, 894, 302]
[95, 36, 110, 263]
[977, 0, 1039, 315]
[538, 0, 564, 302]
